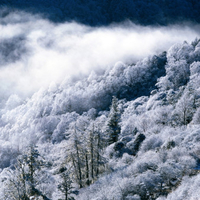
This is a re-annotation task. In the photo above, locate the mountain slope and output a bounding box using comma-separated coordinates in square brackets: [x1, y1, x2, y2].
[1, 39, 200, 199]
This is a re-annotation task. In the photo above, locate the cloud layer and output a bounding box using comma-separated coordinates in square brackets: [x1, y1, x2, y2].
[0, 10, 200, 101]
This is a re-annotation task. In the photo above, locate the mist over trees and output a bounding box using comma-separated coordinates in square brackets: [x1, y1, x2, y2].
[1, 0, 200, 25]
[0, 38, 200, 199]
[1, 2, 200, 199]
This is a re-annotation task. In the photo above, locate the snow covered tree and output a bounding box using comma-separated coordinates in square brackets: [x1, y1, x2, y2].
[107, 96, 121, 145]
[58, 167, 74, 200]
[5, 157, 29, 200]
[86, 123, 106, 181]
[25, 145, 42, 196]
[173, 91, 195, 125]
[69, 126, 84, 188]
[5, 145, 50, 199]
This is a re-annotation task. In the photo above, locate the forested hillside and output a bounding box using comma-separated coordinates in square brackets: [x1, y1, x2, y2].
[1, 34, 200, 199]
[1, 2, 200, 199]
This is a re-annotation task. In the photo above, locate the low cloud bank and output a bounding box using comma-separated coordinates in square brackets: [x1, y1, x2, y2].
[0, 10, 200, 102]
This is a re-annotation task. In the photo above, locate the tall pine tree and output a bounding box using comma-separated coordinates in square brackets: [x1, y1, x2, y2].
[107, 96, 121, 145]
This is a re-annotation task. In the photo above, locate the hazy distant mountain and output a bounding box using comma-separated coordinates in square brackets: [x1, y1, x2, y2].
[1, 0, 200, 25]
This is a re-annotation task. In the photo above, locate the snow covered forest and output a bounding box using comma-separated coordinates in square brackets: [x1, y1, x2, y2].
[1, 2, 200, 200]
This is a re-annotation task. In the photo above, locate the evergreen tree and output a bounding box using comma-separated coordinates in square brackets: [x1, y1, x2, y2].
[107, 96, 121, 145]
